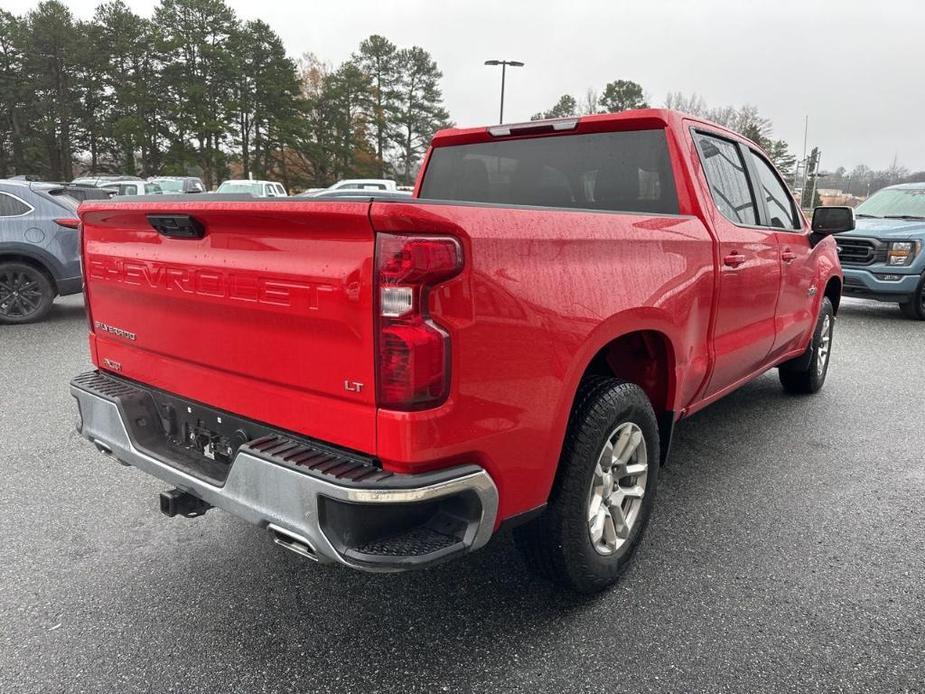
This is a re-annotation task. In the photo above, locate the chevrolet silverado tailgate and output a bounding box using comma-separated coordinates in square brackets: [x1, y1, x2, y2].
[79, 199, 377, 454]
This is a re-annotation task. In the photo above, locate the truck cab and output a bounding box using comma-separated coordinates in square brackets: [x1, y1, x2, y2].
[837, 182, 925, 319]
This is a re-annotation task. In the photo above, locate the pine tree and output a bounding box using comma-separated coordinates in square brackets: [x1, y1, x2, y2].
[155, 0, 238, 186]
[392, 47, 450, 185]
[22, 1, 80, 180]
[531, 94, 578, 121]
[598, 80, 647, 113]
[95, 2, 164, 175]
[356, 35, 399, 178]
[231, 20, 299, 180]
[0, 10, 28, 176]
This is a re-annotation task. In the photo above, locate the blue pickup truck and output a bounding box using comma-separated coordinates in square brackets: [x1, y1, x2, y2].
[838, 182, 925, 319]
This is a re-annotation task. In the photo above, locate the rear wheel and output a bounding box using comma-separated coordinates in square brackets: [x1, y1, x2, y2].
[0, 262, 55, 325]
[898, 274, 925, 320]
[514, 377, 660, 593]
[779, 297, 834, 394]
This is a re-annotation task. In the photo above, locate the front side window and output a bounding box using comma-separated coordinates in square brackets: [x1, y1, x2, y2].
[750, 151, 800, 230]
[0, 192, 32, 217]
[695, 133, 757, 225]
[419, 129, 679, 215]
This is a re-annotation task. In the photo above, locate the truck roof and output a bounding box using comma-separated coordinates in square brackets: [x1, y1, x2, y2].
[430, 108, 761, 150]
[881, 182, 925, 191]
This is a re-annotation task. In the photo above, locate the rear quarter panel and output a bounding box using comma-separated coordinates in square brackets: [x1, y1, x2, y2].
[372, 201, 715, 520]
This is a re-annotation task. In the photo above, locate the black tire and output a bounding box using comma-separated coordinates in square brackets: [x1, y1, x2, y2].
[514, 377, 660, 593]
[779, 297, 834, 394]
[898, 274, 925, 320]
[0, 261, 56, 325]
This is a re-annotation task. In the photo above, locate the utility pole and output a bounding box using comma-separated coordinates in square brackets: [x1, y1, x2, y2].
[799, 115, 809, 190]
[484, 59, 524, 123]
[810, 151, 822, 209]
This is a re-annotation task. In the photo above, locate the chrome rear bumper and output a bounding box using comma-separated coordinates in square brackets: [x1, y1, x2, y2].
[71, 371, 498, 572]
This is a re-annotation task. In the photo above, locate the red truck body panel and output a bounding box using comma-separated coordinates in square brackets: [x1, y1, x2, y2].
[371, 202, 716, 519]
[78, 109, 842, 527]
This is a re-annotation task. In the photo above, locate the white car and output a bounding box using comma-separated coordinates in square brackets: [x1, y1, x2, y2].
[302, 179, 400, 196]
[216, 180, 288, 197]
[103, 181, 164, 196]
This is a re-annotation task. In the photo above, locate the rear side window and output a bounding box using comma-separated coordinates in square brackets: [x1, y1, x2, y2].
[419, 129, 679, 214]
[0, 192, 32, 217]
[749, 151, 800, 230]
[695, 133, 757, 225]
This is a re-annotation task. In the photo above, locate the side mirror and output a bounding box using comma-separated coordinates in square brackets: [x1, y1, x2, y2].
[810, 206, 855, 247]
[812, 206, 855, 234]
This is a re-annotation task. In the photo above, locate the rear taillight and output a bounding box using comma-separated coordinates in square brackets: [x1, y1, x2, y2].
[375, 233, 463, 411]
[54, 218, 80, 229]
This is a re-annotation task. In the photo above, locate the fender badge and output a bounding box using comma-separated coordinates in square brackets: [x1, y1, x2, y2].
[808, 286, 818, 297]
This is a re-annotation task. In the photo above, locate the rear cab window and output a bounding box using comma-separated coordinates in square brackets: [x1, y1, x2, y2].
[419, 129, 679, 215]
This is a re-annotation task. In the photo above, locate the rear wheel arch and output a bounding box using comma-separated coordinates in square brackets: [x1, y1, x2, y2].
[0, 252, 58, 291]
[552, 328, 678, 476]
[580, 330, 677, 416]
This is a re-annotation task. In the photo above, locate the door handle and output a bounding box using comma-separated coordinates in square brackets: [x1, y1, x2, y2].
[723, 252, 747, 268]
[781, 249, 797, 263]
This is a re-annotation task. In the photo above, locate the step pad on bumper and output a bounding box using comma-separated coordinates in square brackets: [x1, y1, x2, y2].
[244, 435, 391, 484]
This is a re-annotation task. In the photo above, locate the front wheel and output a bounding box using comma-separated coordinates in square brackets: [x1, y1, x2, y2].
[514, 377, 660, 593]
[779, 297, 835, 394]
[898, 274, 925, 320]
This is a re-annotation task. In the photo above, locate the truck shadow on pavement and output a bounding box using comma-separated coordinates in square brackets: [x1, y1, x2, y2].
[95, 368, 813, 689]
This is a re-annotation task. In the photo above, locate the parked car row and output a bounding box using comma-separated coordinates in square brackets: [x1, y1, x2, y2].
[66, 173, 410, 198]
[71, 175, 207, 196]
[4, 135, 924, 329]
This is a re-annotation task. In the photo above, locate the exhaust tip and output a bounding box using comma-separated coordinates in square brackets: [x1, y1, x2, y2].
[268, 524, 318, 562]
[93, 439, 112, 455]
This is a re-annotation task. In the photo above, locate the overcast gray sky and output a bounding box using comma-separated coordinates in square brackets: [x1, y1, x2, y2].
[7, 0, 923, 171]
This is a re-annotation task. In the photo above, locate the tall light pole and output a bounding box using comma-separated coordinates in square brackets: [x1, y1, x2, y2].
[484, 59, 524, 123]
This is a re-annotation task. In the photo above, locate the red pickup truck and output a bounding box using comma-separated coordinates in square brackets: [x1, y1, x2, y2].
[72, 109, 842, 592]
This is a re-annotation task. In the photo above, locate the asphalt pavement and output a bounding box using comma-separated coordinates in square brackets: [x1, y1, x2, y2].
[1, 295, 923, 693]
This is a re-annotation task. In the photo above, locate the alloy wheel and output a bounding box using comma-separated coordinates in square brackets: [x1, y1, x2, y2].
[587, 422, 649, 555]
[817, 314, 832, 376]
[0, 267, 45, 319]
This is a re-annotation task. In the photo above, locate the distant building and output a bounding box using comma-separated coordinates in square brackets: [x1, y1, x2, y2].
[818, 189, 865, 207]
